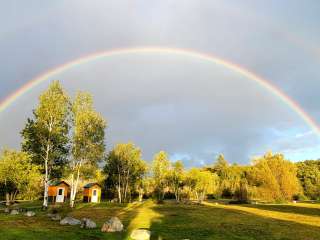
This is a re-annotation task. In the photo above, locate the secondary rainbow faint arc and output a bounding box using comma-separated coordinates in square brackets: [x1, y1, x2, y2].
[0, 47, 319, 135]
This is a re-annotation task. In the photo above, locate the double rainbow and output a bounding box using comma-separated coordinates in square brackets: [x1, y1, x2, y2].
[0, 47, 319, 134]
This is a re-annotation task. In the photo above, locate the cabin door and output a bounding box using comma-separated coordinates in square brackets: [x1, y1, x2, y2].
[56, 188, 65, 203]
[91, 189, 98, 203]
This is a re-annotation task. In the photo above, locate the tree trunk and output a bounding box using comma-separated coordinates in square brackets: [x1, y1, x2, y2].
[199, 191, 205, 203]
[195, 191, 199, 202]
[158, 188, 161, 201]
[4, 180, 10, 206]
[43, 142, 50, 209]
[117, 171, 122, 203]
[70, 172, 75, 207]
[162, 186, 165, 200]
[10, 191, 17, 202]
[70, 162, 82, 208]
[124, 169, 130, 202]
[5, 192, 10, 206]
[175, 189, 179, 202]
[138, 188, 143, 202]
[43, 177, 49, 208]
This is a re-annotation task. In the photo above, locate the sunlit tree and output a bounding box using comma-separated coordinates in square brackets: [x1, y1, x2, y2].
[296, 160, 320, 200]
[104, 142, 146, 203]
[0, 149, 41, 205]
[248, 152, 301, 201]
[152, 151, 170, 201]
[168, 160, 185, 202]
[69, 92, 106, 207]
[186, 168, 218, 203]
[21, 81, 70, 208]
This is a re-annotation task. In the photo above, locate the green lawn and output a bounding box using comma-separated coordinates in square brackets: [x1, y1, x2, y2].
[1, 200, 320, 239]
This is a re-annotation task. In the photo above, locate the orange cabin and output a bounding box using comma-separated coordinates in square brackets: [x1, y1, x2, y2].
[83, 183, 101, 203]
[48, 181, 70, 203]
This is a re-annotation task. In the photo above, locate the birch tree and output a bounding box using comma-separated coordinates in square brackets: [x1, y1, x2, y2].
[152, 151, 170, 201]
[168, 160, 185, 202]
[104, 142, 146, 203]
[21, 81, 70, 208]
[69, 92, 106, 207]
[186, 168, 218, 203]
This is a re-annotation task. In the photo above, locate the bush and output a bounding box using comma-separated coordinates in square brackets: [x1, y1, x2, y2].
[292, 193, 307, 201]
[164, 191, 176, 199]
[154, 199, 164, 204]
[221, 188, 233, 198]
[48, 204, 71, 215]
[229, 200, 249, 204]
[206, 194, 217, 200]
[234, 179, 249, 202]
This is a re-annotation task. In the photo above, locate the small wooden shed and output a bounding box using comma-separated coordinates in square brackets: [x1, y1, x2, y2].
[48, 181, 70, 203]
[83, 183, 101, 203]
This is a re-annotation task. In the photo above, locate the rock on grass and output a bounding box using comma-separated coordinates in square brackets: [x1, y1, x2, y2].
[101, 217, 123, 232]
[130, 229, 151, 240]
[60, 216, 81, 225]
[25, 211, 35, 217]
[81, 218, 97, 229]
[10, 209, 19, 215]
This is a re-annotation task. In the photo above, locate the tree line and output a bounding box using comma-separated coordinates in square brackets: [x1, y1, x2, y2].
[0, 81, 319, 207]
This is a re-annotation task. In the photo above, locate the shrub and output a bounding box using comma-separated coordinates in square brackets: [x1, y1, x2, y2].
[292, 193, 307, 201]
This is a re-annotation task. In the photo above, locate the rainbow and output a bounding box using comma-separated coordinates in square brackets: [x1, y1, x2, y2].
[0, 47, 319, 134]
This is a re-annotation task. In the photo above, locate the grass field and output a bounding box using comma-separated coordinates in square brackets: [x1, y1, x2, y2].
[1, 200, 320, 239]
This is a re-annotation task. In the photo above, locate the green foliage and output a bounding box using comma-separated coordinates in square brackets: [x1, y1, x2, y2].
[21, 80, 70, 178]
[186, 168, 219, 202]
[208, 155, 244, 198]
[234, 178, 249, 203]
[248, 152, 301, 202]
[152, 151, 170, 201]
[71, 92, 106, 165]
[167, 160, 185, 201]
[69, 91, 107, 207]
[0, 149, 41, 203]
[296, 160, 320, 200]
[20, 81, 70, 207]
[104, 142, 147, 203]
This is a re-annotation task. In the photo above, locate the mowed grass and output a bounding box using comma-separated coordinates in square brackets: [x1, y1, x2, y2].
[1, 200, 320, 240]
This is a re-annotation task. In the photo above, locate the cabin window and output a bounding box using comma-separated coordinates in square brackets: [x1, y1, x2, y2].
[93, 189, 97, 196]
[58, 189, 63, 195]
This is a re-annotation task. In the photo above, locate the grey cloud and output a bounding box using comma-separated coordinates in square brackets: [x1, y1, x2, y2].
[0, 1, 319, 164]
[1, 54, 313, 164]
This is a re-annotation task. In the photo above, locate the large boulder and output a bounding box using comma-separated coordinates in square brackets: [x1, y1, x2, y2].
[60, 216, 81, 226]
[101, 217, 123, 232]
[4, 208, 10, 213]
[10, 209, 19, 215]
[81, 218, 97, 229]
[130, 229, 151, 240]
[25, 211, 35, 217]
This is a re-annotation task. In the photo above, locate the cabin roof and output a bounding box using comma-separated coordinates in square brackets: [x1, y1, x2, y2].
[49, 180, 70, 187]
[83, 183, 101, 189]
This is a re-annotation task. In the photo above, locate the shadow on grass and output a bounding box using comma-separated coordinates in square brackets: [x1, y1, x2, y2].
[148, 201, 320, 240]
[3, 201, 320, 240]
[240, 203, 320, 217]
[0, 201, 145, 240]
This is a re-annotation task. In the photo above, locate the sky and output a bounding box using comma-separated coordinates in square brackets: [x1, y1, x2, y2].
[0, 1, 320, 166]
